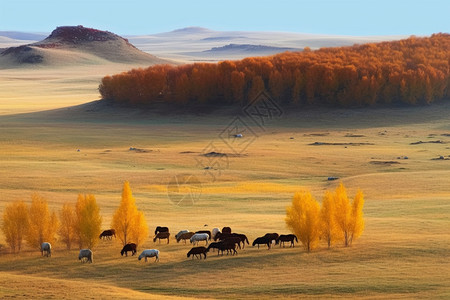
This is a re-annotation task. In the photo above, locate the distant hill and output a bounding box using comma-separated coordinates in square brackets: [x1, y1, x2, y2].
[205, 43, 301, 54]
[0, 26, 171, 68]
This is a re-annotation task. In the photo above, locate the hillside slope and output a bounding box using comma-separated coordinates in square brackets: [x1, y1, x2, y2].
[0, 26, 171, 68]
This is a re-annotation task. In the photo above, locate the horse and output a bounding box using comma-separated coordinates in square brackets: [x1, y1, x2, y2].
[78, 249, 93, 263]
[206, 242, 222, 253]
[177, 232, 195, 243]
[138, 249, 159, 262]
[195, 230, 211, 240]
[154, 226, 169, 235]
[222, 226, 232, 234]
[99, 229, 116, 240]
[252, 236, 272, 249]
[231, 233, 250, 249]
[211, 227, 221, 240]
[276, 234, 298, 248]
[41, 242, 51, 257]
[121, 243, 137, 256]
[222, 237, 242, 250]
[153, 232, 170, 244]
[187, 246, 208, 259]
[190, 233, 209, 246]
[264, 233, 279, 244]
[218, 241, 237, 256]
[214, 232, 231, 241]
[175, 230, 189, 240]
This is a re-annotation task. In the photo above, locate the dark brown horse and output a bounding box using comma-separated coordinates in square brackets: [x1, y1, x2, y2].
[276, 234, 298, 247]
[154, 226, 169, 235]
[153, 232, 170, 244]
[252, 236, 272, 249]
[187, 246, 208, 259]
[222, 227, 232, 234]
[120, 243, 137, 256]
[99, 229, 116, 240]
[263, 233, 279, 244]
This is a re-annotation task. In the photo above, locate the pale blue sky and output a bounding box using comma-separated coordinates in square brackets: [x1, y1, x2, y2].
[0, 0, 448, 36]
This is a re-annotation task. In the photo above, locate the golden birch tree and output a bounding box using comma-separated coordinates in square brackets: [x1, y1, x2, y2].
[320, 191, 342, 248]
[333, 183, 365, 246]
[76, 194, 102, 249]
[58, 202, 77, 250]
[1, 201, 29, 253]
[112, 181, 148, 247]
[285, 191, 321, 252]
[25, 194, 58, 250]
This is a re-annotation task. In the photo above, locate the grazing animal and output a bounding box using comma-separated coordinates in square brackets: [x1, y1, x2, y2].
[175, 230, 189, 240]
[177, 231, 195, 243]
[153, 232, 170, 244]
[195, 230, 211, 240]
[99, 229, 116, 240]
[276, 234, 298, 248]
[264, 233, 279, 244]
[214, 232, 232, 241]
[138, 249, 159, 262]
[187, 246, 208, 259]
[252, 236, 272, 249]
[206, 242, 222, 253]
[223, 237, 242, 250]
[78, 249, 93, 263]
[190, 233, 209, 246]
[154, 226, 169, 235]
[41, 242, 51, 257]
[231, 233, 250, 249]
[222, 227, 232, 234]
[218, 241, 237, 256]
[120, 243, 137, 256]
[211, 227, 221, 240]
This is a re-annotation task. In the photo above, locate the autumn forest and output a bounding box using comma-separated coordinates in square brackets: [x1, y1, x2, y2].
[99, 33, 449, 107]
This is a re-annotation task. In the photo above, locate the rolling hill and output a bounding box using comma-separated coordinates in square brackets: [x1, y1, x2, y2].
[0, 26, 172, 68]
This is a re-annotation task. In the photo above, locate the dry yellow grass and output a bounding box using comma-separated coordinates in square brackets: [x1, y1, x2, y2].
[0, 64, 449, 299]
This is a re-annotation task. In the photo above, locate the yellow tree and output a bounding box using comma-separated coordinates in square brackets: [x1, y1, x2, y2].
[112, 181, 149, 247]
[129, 210, 149, 247]
[285, 191, 321, 252]
[333, 183, 365, 246]
[76, 194, 102, 249]
[25, 194, 58, 250]
[349, 190, 365, 245]
[1, 201, 29, 253]
[58, 202, 77, 250]
[320, 191, 342, 248]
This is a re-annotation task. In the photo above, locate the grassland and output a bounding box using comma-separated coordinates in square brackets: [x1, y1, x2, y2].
[0, 97, 449, 299]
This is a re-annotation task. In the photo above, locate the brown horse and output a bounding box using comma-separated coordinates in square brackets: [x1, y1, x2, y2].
[153, 232, 170, 244]
[154, 226, 169, 235]
[177, 232, 195, 243]
[121, 243, 137, 256]
[276, 234, 298, 247]
[264, 233, 279, 244]
[252, 236, 272, 249]
[222, 227, 232, 234]
[99, 229, 116, 240]
[187, 246, 208, 259]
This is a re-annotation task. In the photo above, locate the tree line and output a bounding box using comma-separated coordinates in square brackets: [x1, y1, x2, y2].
[285, 183, 364, 252]
[99, 33, 449, 107]
[1, 181, 147, 253]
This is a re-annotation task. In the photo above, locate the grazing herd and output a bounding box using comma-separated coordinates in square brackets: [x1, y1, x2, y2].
[39, 226, 298, 264]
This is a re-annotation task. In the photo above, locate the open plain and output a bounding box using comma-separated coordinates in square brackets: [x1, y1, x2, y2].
[0, 32, 449, 298]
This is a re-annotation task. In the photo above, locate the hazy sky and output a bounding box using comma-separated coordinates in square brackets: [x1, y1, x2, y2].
[1, 0, 448, 36]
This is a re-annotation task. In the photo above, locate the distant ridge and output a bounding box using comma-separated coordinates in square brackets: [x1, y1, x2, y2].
[0, 25, 172, 68]
[204, 43, 301, 53]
